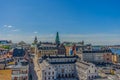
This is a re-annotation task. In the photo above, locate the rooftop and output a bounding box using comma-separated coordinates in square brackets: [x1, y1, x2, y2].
[110, 48, 120, 55]
[83, 49, 112, 53]
[75, 61, 94, 70]
[40, 55, 77, 65]
[13, 48, 25, 57]
[6, 59, 28, 69]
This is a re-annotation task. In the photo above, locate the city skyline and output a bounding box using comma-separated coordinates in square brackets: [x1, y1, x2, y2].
[0, 0, 120, 45]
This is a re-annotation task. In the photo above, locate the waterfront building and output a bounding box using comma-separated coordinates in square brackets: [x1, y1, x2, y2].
[109, 48, 120, 63]
[117, 55, 120, 63]
[82, 49, 112, 63]
[111, 54, 118, 64]
[76, 43, 92, 60]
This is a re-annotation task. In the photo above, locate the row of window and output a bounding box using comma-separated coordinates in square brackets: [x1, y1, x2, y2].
[51, 59, 75, 63]
[44, 74, 75, 80]
[45, 76, 54, 80]
[88, 75, 97, 79]
[39, 47, 57, 50]
[39, 51, 57, 53]
[12, 70, 28, 75]
[76, 65, 97, 73]
[57, 74, 75, 78]
[12, 76, 28, 80]
[47, 65, 74, 71]
[40, 52, 57, 55]
[88, 70, 97, 73]
[45, 72, 54, 75]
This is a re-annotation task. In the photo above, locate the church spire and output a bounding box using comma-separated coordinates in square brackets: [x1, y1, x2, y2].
[55, 32, 60, 46]
[34, 36, 38, 45]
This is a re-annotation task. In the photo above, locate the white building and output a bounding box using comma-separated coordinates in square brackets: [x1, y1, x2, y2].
[39, 55, 78, 80]
[76, 61, 98, 80]
[82, 49, 112, 63]
[6, 59, 29, 80]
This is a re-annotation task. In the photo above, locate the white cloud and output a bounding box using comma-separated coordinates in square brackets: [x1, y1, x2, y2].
[7, 25, 12, 28]
[3, 25, 13, 28]
[34, 31, 38, 34]
[12, 29, 20, 32]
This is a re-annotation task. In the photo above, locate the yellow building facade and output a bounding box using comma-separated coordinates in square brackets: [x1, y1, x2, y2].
[0, 70, 12, 80]
[112, 54, 118, 64]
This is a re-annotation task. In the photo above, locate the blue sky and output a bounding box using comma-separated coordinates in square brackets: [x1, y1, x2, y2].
[0, 0, 120, 44]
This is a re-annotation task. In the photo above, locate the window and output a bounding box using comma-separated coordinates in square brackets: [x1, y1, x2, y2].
[107, 58, 109, 61]
[52, 77, 54, 79]
[14, 77, 18, 80]
[48, 77, 50, 80]
[52, 72, 54, 75]
[12, 70, 19, 75]
[92, 76, 93, 78]
[62, 69, 64, 73]
[89, 70, 90, 73]
[48, 72, 50, 75]
[89, 76, 90, 79]
[95, 70, 97, 73]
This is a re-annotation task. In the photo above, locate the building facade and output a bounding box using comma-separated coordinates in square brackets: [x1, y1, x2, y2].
[37, 43, 58, 58]
[37, 42, 66, 58]
[83, 49, 112, 63]
[118, 55, 120, 63]
[8, 47, 29, 80]
[39, 55, 77, 80]
[6, 59, 29, 80]
[57, 44, 66, 55]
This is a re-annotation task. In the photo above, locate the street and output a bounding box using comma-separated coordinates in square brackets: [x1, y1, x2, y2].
[29, 62, 38, 80]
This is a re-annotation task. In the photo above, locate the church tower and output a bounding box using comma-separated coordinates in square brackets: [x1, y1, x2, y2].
[55, 32, 60, 46]
[34, 36, 38, 45]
